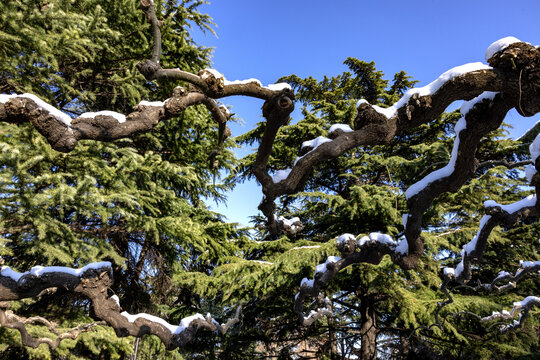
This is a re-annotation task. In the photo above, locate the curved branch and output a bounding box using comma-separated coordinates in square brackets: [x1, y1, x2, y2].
[0, 263, 240, 350]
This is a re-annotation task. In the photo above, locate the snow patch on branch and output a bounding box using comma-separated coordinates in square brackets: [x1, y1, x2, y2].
[405, 118, 467, 199]
[356, 63, 492, 119]
[301, 136, 332, 151]
[223, 78, 262, 87]
[277, 215, 303, 235]
[315, 256, 342, 275]
[79, 111, 127, 123]
[525, 132, 540, 183]
[265, 83, 292, 91]
[0, 261, 112, 283]
[485, 36, 522, 61]
[460, 91, 499, 115]
[0, 93, 72, 125]
[484, 194, 537, 213]
[329, 124, 353, 134]
[138, 100, 165, 107]
[202, 68, 290, 92]
[272, 168, 291, 183]
[290, 245, 321, 250]
[121, 311, 205, 335]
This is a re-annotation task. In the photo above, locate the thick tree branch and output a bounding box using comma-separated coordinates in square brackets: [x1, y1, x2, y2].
[0, 263, 240, 350]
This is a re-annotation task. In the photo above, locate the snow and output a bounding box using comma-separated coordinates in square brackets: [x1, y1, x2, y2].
[460, 92, 498, 115]
[485, 36, 522, 61]
[265, 83, 292, 91]
[272, 168, 291, 183]
[138, 100, 165, 107]
[519, 260, 540, 269]
[525, 165, 537, 184]
[218, 105, 230, 116]
[357, 63, 492, 119]
[329, 124, 353, 134]
[402, 213, 409, 228]
[315, 256, 341, 275]
[0, 267, 24, 282]
[484, 194, 537, 214]
[337, 233, 356, 245]
[0, 93, 72, 126]
[368, 232, 395, 245]
[358, 232, 398, 249]
[529, 133, 540, 162]
[519, 296, 540, 307]
[454, 215, 492, 277]
[300, 277, 314, 288]
[0, 94, 15, 103]
[356, 99, 369, 107]
[224, 78, 262, 86]
[278, 216, 302, 234]
[395, 238, 409, 255]
[302, 136, 332, 151]
[0, 261, 112, 282]
[79, 111, 127, 123]
[121, 311, 205, 334]
[405, 117, 467, 199]
[201, 68, 224, 79]
[495, 270, 511, 280]
[443, 267, 455, 276]
[110, 295, 120, 307]
[290, 245, 321, 250]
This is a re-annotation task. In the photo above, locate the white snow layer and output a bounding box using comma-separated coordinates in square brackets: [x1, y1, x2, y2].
[485, 36, 522, 61]
[315, 256, 342, 275]
[395, 238, 409, 255]
[443, 267, 455, 277]
[402, 213, 409, 228]
[0, 261, 112, 282]
[454, 215, 492, 278]
[530, 133, 540, 162]
[201, 68, 290, 91]
[138, 100, 165, 107]
[272, 168, 291, 183]
[301, 277, 314, 288]
[484, 194, 537, 214]
[224, 78, 263, 86]
[460, 91, 499, 115]
[121, 311, 205, 335]
[265, 83, 292, 91]
[356, 63, 492, 119]
[301, 136, 332, 151]
[329, 124, 353, 134]
[278, 216, 302, 234]
[79, 111, 127, 123]
[110, 295, 121, 307]
[201, 68, 224, 79]
[525, 133, 540, 183]
[0, 93, 72, 125]
[516, 296, 540, 308]
[406, 117, 467, 199]
[337, 233, 356, 245]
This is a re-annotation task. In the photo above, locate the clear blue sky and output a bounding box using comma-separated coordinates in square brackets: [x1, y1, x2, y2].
[192, 0, 540, 226]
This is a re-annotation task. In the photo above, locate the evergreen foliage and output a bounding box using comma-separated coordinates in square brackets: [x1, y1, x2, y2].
[0, 1, 247, 359]
[0, 1, 537, 359]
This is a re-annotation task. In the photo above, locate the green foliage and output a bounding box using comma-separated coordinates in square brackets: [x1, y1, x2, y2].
[0, 1, 248, 359]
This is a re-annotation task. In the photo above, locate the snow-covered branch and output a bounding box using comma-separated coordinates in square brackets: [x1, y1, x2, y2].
[0, 262, 240, 350]
[293, 233, 407, 325]
[480, 296, 540, 333]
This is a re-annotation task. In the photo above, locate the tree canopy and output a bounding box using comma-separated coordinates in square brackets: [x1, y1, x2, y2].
[0, 1, 539, 359]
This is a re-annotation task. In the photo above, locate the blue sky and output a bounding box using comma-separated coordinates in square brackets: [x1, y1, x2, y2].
[192, 0, 540, 226]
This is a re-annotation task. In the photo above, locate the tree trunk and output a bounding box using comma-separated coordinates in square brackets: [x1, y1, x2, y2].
[360, 297, 378, 360]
